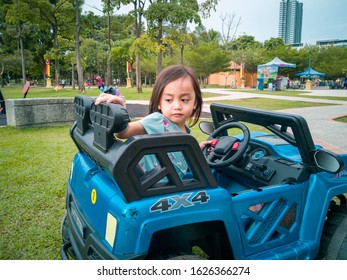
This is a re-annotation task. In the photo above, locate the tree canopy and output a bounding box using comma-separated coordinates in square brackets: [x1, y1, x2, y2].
[0, 0, 346, 89]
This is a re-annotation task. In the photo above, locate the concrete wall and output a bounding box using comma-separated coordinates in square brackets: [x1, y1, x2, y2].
[207, 60, 257, 88]
[208, 72, 256, 88]
[6, 98, 75, 128]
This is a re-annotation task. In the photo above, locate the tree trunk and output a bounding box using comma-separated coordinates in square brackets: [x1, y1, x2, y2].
[180, 45, 184, 65]
[106, 11, 112, 86]
[157, 21, 163, 76]
[135, 1, 143, 93]
[19, 23, 26, 85]
[0, 62, 4, 87]
[71, 63, 75, 90]
[53, 20, 59, 86]
[130, 64, 134, 87]
[136, 52, 142, 92]
[75, 0, 85, 92]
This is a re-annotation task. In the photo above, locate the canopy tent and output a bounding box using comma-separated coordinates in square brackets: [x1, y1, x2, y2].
[295, 67, 325, 78]
[257, 57, 296, 90]
[258, 57, 296, 69]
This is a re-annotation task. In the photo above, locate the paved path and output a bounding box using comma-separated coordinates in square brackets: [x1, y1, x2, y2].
[200, 88, 347, 153]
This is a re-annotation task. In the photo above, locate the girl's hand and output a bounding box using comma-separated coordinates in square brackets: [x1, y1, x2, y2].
[199, 140, 212, 150]
[95, 93, 125, 107]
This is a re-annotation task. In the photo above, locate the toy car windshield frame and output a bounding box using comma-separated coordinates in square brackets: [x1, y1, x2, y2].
[209, 103, 317, 168]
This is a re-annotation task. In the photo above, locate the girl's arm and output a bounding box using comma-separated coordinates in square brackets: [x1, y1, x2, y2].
[115, 121, 145, 139]
[94, 93, 146, 139]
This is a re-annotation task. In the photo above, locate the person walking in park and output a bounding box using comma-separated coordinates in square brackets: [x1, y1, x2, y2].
[61, 79, 66, 88]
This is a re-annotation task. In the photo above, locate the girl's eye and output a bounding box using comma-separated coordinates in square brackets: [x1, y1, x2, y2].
[165, 99, 172, 103]
[182, 98, 190, 102]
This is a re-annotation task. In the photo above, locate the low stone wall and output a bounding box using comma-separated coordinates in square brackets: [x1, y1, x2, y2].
[6, 98, 75, 128]
[311, 86, 330, 90]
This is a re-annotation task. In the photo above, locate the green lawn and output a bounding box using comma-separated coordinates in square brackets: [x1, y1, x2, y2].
[0, 85, 345, 259]
[0, 125, 77, 259]
[0, 84, 153, 100]
[205, 98, 336, 111]
[3, 84, 347, 102]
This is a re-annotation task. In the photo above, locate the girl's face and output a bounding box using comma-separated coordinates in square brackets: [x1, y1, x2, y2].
[158, 77, 197, 132]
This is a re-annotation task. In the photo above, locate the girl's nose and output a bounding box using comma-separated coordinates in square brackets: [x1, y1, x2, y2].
[173, 101, 182, 109]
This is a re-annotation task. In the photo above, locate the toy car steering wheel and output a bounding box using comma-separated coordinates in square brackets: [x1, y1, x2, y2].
[203, 122, 250, 168]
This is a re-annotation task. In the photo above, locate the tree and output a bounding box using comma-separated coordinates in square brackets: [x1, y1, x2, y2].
[80, 38, 108, 79]
[231, 46, 265, 87]
[229, 35, 261, 51]
[263, 37, 285, 50]
[75, 0, 85, 92]
[190, 25, 221, 45]
[126, 0, 147, 92]
[110, 0, 146, 92]
[132, 0, 146, 92]
[186, 41, 230, 86]
[140, 56, 156, 85]
[313, 46, 347, 80]
[199, 0, 219, 18]
[112, 36, 136, 85]
[102, 0, 118, 86]
[220, 12, 241, 49]
[28, 0, 75, 86]
[4, 0, 40, 85]
[145, 0, 202, 75]
[166, 27, 193, 65]
[129, 33, 156, 84]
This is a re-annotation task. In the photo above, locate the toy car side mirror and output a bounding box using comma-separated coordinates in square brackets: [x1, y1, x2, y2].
[199, 121, 215, 135]
[314, 149, 344, 174]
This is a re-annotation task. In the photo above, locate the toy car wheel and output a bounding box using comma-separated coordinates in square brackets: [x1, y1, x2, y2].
[317, 204, 347, 259]
[61, 212, 69, 244]
[60, 212, 76, 259]
[167, 254, 206, 260]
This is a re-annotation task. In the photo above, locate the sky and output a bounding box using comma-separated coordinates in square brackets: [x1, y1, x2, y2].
[83, 0, 347, 45]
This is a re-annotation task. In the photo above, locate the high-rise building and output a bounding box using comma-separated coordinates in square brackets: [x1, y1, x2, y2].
[278, 0, 303, 45]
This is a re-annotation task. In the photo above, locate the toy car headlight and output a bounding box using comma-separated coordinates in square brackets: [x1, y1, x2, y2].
[105, 213, 118, 248]
[69, 162, 74, 181]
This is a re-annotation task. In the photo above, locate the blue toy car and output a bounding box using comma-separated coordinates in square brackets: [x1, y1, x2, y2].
[61, 95, 347, 260]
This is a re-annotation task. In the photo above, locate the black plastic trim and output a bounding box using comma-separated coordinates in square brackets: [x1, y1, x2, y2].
[71, 96, 217, 202]
[210, 103, 317, 170]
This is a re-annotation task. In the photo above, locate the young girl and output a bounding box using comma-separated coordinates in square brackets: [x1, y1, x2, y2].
[95, 65, 211, 178]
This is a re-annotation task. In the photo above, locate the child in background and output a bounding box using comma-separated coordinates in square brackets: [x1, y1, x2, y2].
[94, 76, 104, 93]
[86, 78, 91, 90]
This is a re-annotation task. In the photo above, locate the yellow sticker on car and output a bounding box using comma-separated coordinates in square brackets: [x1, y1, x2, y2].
[91, 189, 97, 204]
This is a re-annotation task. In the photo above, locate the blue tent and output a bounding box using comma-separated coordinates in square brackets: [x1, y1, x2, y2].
[295, 67, 325, 78]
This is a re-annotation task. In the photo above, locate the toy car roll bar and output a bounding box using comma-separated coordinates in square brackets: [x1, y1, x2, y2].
[71, 95, 217, 202]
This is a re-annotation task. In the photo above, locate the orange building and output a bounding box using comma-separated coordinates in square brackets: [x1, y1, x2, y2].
[207, 61, 256, 88]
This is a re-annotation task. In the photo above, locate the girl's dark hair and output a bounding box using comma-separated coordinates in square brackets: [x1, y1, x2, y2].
[149, 65, 202, 127]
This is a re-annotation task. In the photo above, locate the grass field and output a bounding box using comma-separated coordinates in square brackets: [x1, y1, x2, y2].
[0, 85, 346, 259]
[0, 125, 76, 259]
